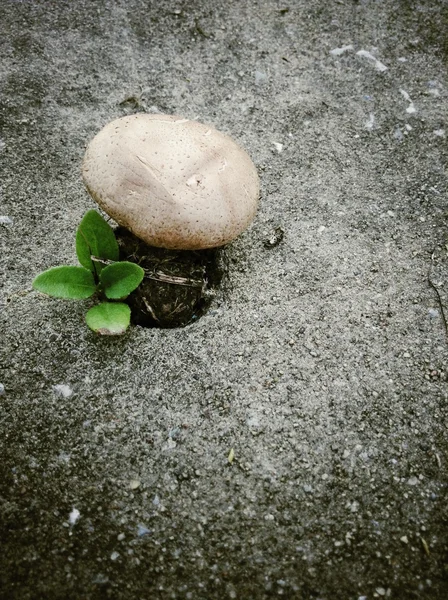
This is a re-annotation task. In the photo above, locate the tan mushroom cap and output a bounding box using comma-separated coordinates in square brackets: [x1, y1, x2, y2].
[82, 114, 259, 250]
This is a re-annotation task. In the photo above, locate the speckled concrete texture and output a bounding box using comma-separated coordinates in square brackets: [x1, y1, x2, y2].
[1, 1, 447, 598]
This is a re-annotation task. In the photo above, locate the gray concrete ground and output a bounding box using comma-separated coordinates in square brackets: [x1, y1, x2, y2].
[1, 0, 447, 598]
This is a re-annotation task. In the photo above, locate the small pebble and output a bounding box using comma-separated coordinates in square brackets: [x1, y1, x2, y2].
[407, 476, 418, 486]
[129, 479, 141, 490]
[0, 383, 5, 396]
[376, 588, 386, 596]
[117, 533, 125, 541]
[110, 551, 120, 561]
[400, 535, 409, 544]
[0, 216, 13, 226]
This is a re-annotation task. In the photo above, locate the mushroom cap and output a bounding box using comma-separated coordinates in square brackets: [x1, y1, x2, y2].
[82, 114, 259, 250]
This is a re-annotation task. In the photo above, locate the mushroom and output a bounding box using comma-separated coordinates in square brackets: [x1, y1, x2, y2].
[82, 114, 259, 250]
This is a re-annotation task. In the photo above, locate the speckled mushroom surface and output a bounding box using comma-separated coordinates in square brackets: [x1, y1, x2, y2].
[82, 114, 259, 250]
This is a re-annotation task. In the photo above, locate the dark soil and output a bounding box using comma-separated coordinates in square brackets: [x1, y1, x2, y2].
[116, 227, 224, 328]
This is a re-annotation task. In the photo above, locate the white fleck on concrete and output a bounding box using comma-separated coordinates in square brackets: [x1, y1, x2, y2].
[68, 508, 80, 525]
[137, 525, 151, 537]
[356, 50, 388, 71]
[400, 89, 417, 113]
[330, 45, 354, 56]
[53, 384, 73, 398]
[365, 113, 375, 130]
[273, 142, 283, 153]
[254, 70, 267, 84]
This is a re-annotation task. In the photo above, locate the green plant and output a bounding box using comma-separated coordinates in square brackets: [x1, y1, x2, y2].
[33, 210, 144, 335]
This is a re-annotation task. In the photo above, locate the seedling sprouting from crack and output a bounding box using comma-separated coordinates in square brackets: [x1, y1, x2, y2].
[33, 210, 144, 335]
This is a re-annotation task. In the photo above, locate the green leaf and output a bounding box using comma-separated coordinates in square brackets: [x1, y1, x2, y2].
[76, 210, 119, 275]
[33, 266, 97, 299]
[100, 262, 145, 299]
[85, 302, 131, 335]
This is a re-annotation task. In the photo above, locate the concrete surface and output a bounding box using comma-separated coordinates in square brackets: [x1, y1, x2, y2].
[1, 0, 447, 598]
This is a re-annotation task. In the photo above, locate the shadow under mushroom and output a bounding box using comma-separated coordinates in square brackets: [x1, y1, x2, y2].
[116, 227, 224, 328]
